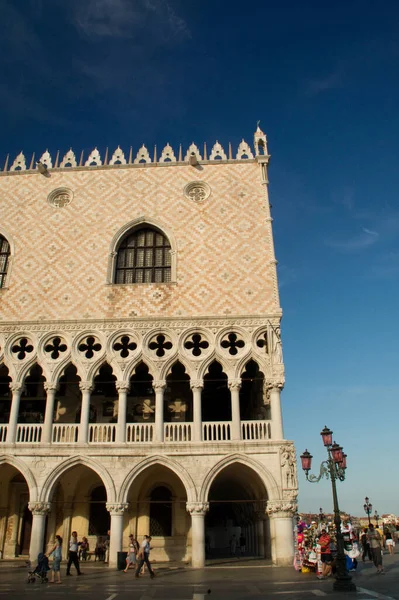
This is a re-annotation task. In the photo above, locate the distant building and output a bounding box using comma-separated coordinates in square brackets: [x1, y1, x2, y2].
[0, 128, 297, 566]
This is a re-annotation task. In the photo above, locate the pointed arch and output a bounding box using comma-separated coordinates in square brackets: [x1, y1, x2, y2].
[118, 455, 197, 504]
[40, 455, 116, 503]
[107, 216, 177, 284]
[199, 453, 280, 503]
[197, 353, 231, 380]
[160, 355, 194, 380]
[124, 357, 159, 381]
[0, 455, 38, 501]
[235, 352, 270, 380]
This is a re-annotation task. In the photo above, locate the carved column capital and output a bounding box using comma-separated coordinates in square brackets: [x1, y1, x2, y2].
[79, 382, 94, 393]
[9, 383, 23, 393]
[44, 383, 59, 392]
[28, 501, 51, 516]
[186, 502, 209, 516]
[152, 380, 166, 391]
[106, 503, 129, 515]
[228, 379, 241, 391]
[116, 381, 130, 393]
[266, 500, 297, 518]
[190, 380, 203, 390]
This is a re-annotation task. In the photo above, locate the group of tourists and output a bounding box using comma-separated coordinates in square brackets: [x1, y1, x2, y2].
[317, 522, 396, 579]
[42, 530, 155, 584]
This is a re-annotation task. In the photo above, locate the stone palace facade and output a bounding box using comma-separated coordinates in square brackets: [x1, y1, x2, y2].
[0, 127, 298, 567]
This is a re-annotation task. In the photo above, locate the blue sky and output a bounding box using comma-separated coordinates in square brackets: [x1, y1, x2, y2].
[1, 0, 398, 517]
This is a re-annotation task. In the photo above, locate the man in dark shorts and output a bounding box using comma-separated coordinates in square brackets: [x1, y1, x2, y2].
[318, 529, 332, 579]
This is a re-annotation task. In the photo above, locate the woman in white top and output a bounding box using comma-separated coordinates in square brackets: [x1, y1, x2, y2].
[124, 535, 139, 572]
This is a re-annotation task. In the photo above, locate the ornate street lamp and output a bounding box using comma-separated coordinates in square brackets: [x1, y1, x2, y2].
[374, 511, 380, 528]
[300, 426, 356, 593]
[363, 497, 372, 526]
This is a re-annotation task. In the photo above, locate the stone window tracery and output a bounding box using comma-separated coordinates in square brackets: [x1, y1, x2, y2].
[44, 337, 68, 359]
[78, 336, 102, 359]
[220, 332, 245, 355]
[114, 227, 171, 284]
[113, 335, 137, 358]
[11, 337, 34, 360]
[0, 235, 10, 288]
[184, 333, 209, 357]
[148, 334, 173, 357]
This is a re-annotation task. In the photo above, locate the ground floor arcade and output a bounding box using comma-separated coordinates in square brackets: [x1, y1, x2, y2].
[0, 450, 297, 567]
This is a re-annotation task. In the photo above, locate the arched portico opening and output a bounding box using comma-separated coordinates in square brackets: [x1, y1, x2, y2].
[0, 364, 11, 429]
[125, 463, 190, 562]
[240, 360, 269, 420]
[127, 362, 155, 423]
[44, 463, 110, 559]
[202, 361, 231, 422]
[165, 362, 192, 423]
[205, 463, 269, 560]
[0, 463, 31, 558]
[19, 364, 46, 424]
[56, 364, 82, 424]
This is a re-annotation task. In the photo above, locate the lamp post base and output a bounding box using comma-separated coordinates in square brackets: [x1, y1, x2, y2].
[333, 575, 357, 592]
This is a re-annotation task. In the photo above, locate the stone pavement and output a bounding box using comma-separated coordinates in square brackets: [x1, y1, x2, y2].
[0, 552, 398, 599]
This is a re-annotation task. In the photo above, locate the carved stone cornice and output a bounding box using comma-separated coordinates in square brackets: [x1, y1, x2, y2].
[106, 503, 129, 515]
[186, 502, 209, 516]
[266, 500, 297, 518]
[29, 501, 51, 516]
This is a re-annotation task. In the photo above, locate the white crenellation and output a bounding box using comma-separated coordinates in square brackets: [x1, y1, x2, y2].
[159, 144, 176, 163]
[10, 152, 26, 171]
[39, 150, 53, 169]
[60, 149, 77, 168]
[134, 145, 152, 164]
[236, 140, 254, 160]
[184, 143, 202, 162]
[109, 146, 127, 165]
[85, 148, 102, 167]
[209, 141, 227, 160]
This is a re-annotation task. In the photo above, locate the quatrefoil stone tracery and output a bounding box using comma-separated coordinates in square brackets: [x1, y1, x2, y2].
[44, 337, 68, 359]
[184, 333, 209, 357]
[78, 336, 102, 359]
[11, 338, 34, 360]
[148, 334, 173, 357]
[113, 336, 137, 358]
[256, 332, 269, 353]
[220, 332, 245, 355]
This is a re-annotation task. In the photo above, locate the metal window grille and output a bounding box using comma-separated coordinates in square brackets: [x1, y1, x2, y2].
[115, 228, 171, 284]
[0, 236, 10, 288]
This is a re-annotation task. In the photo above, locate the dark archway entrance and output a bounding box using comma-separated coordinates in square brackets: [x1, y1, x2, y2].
[89, 485, 110, 536]
[206, 463, 268, 559]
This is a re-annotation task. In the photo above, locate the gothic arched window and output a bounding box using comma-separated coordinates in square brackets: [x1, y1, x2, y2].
[0, 235, 10, 288]
[114, 227, 171, 284]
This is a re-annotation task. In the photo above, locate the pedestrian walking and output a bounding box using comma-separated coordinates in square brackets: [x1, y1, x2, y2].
[239, 534, 246, 556]
[367, 524, 384, 574]
[361, 528, 372, 562]
[104, 530, 110, 563]
[124, 534, 139, 572]
[317, 529, 332, 580]
[48, 535, 62, 584]
[135, 535, 155, 579]
[66, 531, 83, 576]
[384, 527, 395, 556]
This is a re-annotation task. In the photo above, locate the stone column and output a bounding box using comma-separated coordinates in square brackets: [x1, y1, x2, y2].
[186, 502, 209, 568]
[78, 382, 93, 443]
[42, 383, 58, 443]
[28, 502, 51, 563]
[7, 383, 23, 443]
[106, 503, 129, 568]
[266, 500, 296, 566]
[62, 503, 73, 560]
[153, 381, 166, 443]
[0, 508, 7, 559]
[116, 382, 130, 443]
[255, 511, 266, 558]
[190, 380, 203, 442]
[228, 379, 241, 440]
[269, 385, 284, 440]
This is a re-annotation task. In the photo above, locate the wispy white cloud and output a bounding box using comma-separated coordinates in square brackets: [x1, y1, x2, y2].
[325, 227, 380, 253]
[305, 68, 344, 96]
[72, 0, 190, 41]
